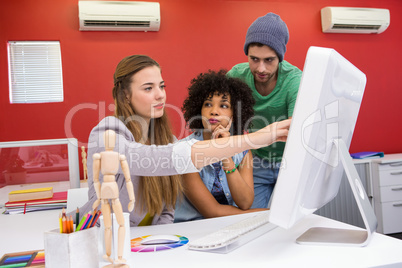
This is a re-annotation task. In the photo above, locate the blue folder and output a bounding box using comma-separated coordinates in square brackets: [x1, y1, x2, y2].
[351, 151, 384, 159]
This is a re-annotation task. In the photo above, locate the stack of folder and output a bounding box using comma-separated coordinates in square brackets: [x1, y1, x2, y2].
[8, 187, 54, 202]
[4, 191, 68, 214]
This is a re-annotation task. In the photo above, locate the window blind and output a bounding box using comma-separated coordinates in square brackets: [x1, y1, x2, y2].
[8, 41, 64, 103]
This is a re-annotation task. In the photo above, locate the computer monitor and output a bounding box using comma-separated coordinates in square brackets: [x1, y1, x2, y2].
[269, 46, 377, 246]
[0, 138, 80, 206]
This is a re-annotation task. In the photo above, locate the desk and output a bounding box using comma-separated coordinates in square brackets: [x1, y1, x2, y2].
[1, 210, 402, 268]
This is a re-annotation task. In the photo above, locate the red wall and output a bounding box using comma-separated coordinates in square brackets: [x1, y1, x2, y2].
[1, 0, 401, 157]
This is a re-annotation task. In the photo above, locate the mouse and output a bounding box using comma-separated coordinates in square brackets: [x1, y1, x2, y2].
[140, 234, 180, 245]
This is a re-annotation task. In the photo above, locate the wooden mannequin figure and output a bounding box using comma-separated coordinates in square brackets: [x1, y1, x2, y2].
[81, 146, 88, 182]
[92, 130, 135, 267]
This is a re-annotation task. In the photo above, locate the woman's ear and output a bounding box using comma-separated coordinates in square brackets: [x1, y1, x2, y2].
[124, 91, 131, 103]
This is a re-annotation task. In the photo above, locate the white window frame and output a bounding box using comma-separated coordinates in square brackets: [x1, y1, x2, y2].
[7, 41, 64, 104]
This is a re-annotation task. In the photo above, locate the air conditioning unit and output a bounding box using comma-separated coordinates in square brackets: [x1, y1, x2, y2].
[78, 1, 160, 32]
[321, 7, 390, 34]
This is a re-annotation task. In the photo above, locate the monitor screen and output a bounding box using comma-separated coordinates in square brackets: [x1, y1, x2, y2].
[0, 144, 69, 185]
[269, 46, 376, 246]
[0, 138, 80, 206]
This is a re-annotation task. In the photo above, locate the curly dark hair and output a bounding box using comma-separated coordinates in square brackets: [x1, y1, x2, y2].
[182, 69, 255, 135]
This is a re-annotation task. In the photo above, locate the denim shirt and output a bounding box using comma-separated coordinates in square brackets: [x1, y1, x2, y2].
[174, 131, 248, 223]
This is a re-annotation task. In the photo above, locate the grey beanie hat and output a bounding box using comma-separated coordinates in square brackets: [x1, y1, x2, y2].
[244, 13, 289, 62]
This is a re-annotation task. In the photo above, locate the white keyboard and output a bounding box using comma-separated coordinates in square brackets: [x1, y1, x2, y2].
[188, 212, 276, 253]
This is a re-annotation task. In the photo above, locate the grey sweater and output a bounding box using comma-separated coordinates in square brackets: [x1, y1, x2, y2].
[75, 116, 199, 226]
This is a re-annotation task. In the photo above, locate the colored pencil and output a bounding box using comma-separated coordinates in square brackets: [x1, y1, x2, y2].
[59, 213, 63, 233]
[76, 213, 88, 231]
[80, 213, 92, 230]
[75, 207, 79, 226]
[66, 216, 72, 233]
[69, 215, 74, 233]
[91, 210, 102, 227]
[86, 209, 97, 228]
[62, 216, 67, 233]
[83, 214, 93, 229]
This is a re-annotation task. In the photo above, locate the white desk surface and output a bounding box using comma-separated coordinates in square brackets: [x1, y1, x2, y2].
[1, 210, 402, 268]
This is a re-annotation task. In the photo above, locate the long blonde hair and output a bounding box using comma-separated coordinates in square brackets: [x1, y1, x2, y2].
[112, 55, 182, 216]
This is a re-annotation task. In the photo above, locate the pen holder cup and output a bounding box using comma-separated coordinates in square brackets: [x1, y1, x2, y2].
[44, 227, 99, 268]
[98, 212, 131, 261]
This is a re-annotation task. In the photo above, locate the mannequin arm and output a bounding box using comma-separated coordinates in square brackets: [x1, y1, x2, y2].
[92, 153, 101, 210]
[120, 154, 135, 212]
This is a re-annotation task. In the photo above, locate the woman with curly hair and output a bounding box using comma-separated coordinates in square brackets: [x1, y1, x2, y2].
[174, 70, 266, 223]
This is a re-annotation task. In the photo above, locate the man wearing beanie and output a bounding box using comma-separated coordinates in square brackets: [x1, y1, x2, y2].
[227, 13, 302, 208]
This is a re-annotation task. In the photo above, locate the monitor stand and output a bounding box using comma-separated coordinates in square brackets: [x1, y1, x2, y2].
[296, 139, 378, 247]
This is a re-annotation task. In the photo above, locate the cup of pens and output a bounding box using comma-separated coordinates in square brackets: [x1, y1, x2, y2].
[44, 209, 100, 268]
